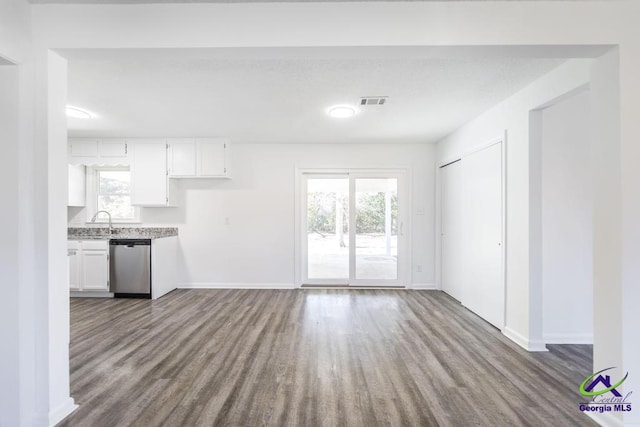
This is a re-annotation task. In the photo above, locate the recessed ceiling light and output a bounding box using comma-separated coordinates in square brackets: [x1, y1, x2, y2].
[66, 106, 93, 119]
[328, 105, 356, 119]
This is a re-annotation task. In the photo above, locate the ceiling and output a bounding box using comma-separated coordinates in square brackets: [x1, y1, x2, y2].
[63, 47, 570, 144]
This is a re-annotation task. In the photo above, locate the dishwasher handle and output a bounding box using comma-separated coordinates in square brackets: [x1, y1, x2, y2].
[109, 239, 151, 246]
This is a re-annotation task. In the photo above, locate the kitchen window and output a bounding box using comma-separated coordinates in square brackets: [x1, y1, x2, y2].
[90, 167, 140, 222]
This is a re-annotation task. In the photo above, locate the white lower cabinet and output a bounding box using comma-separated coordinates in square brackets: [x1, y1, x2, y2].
[68, 240, 110, 292]
[68, 242, 81, 291]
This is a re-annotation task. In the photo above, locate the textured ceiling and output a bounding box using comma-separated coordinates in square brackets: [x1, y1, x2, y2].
[64, 47, 569, 143]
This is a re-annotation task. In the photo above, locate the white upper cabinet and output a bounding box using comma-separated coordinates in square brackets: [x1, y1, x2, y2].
[69, 138, 129, 165]
[131, 141, 171, 207]
[99, 140, 128, 158]
[199, 140, 227, 177]
[168, 140, 197, 177]
[68, 164, 86, 207]
[70, 139, 99, 157]
[168, 138, 229, 178]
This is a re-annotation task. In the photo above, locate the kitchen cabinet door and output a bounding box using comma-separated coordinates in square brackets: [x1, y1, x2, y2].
[81, 250, 109, 291]
[69, 138, 130, 166]
[199, 140, 227, 177]
[68, 243, 81, 291]
[131, 142, 169, 206]
[99, 140, 128, 158]
[68, 164, 86, 207]
[169, 141, 197, 177]
[69, 139, 99, 157]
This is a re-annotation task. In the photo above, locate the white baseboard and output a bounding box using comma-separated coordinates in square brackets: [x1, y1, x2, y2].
[49, 397, 78, 426]
[544, 333, 593, 345]
[411, 283, 438, 290]
[503, 326, 548, 352]
[179, 282, 296, 290]
[180, 283, 440, 290]
[585, 411, 624, 427]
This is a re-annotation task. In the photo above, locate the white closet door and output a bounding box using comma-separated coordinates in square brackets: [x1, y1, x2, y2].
[440, 160, 465, 302]
[462, 143, 504, 329]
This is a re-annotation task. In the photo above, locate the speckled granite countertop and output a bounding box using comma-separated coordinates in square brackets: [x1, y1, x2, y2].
[68, 227, 178, 240]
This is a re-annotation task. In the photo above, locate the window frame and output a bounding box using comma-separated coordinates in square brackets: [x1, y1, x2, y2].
[86, 166, 141, 224]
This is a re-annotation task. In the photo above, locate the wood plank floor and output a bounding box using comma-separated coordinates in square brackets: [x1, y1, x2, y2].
[59, 289, 596, 427]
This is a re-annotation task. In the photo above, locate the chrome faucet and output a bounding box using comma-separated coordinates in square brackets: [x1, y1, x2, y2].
[90, 210, 113, 234]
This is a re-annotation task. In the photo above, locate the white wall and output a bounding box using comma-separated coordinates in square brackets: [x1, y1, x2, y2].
[0, 0, 31, 63]
[591, 49, 625, 427]
[618, 41, 640, 427]
[0, 0, 38, 426]
[436, 59, 592, 351]
[541, 89, 593, 344]
[41, 50, 77, 426]
[0, 60, 22, 427]
[27, 1, 640, 425]
[140, 142, 435, 287]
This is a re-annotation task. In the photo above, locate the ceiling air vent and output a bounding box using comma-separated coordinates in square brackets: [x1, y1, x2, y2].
[360, 96, 388, 106]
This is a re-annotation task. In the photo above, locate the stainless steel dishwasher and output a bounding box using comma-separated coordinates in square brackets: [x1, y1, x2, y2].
[109, 239, 152, 298]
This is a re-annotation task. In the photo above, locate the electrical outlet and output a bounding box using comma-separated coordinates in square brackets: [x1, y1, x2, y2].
[416, 265, 422, 273]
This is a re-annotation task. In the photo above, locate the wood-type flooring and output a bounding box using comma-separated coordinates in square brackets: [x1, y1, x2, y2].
[59, 289, 596, 426]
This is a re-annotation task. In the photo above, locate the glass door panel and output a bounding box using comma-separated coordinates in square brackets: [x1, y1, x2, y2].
[353, 178, 398, 281]
[302, 172, 404, 287]
[305, 177, 349, 283]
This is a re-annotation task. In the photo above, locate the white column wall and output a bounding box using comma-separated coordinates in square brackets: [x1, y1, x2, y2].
[0, 60, 22, 427]
[0, 0, 39, 425]
[590, 47, 623, 427]
[541, 90, 593, 344]
[32, 49, 76, 426]
[618, 41, 640, 427]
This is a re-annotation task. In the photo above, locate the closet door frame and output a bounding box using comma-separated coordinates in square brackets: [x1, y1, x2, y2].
[436, 135, 506, 329]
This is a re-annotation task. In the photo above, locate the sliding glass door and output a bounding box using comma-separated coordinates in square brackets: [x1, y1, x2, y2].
[301, 171, 405, 287]
[305, 176, 350, 285]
